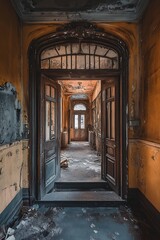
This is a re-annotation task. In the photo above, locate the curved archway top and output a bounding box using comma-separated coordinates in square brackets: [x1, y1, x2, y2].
[32, 21, 128, 57]
[73, 103, 87, 111]
[41, 41, 119, 70]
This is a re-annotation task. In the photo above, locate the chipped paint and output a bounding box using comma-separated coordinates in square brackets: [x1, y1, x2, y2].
[12, 206, 143, 240]
[11, 0, 149, 22]
[129, 139, 160, 212]
[0, 140, 29, 213]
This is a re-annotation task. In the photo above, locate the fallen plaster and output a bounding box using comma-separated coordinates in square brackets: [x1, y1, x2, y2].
[1, 205, 145, 240]
[59, 141, 101, 182]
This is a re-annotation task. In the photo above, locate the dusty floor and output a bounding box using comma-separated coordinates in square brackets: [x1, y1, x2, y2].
[59, 141, 101, 182]
[3, 142, 159, 239]
[10, 205, 146, 240]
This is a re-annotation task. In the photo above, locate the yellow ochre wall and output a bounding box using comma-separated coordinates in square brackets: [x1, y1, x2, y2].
[0, 0, 29, 214]
[129, 0, 160, 212]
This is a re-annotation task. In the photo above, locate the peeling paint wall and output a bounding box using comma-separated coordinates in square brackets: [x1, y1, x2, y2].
[0, 142, 22, 213]
[0, 0, 29, 214]
[140, 0, 160, 141]
[129, 140, 160, 212]
[91, 81, 101, 153]
[130, 0, 160, 212]
[61, 89, 70, 147]
[129, 0, 160, 212]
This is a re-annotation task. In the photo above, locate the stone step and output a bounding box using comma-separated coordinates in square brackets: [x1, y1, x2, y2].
[39, 191, 125, 207]
[54, 181, 111, 191]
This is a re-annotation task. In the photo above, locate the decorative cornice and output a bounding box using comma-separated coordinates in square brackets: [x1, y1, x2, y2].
[11, 0, 149, 23]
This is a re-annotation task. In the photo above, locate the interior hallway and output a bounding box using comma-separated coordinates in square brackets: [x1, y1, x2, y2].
[59, 142, 101, 182]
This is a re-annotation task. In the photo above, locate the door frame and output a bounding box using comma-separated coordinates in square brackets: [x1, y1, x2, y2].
[28, 22, 129, 202]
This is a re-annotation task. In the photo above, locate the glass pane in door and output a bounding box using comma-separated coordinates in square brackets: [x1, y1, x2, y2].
[51, 102, 55, 138]
[106, 102, 111, 138]
[74, 115, 78, 129]
[45, 101, 50, 141]
[111, 101, 115, 139]
[80, 114, 85, 129]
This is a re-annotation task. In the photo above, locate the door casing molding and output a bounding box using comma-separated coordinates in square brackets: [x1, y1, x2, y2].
[28, 21, 129, 202]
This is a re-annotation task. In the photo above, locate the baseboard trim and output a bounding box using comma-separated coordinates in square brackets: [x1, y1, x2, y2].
[22, 188, 30, 204]
[0, 188, 30, 226]
[128, 188, 160, 234]
[0, 190, 23, 226]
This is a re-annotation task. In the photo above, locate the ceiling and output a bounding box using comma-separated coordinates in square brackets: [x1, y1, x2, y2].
[59, 80, 98, 97]
[11, 0, 149, 22]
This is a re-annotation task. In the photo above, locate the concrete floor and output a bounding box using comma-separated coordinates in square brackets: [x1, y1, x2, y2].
[12, 205, 144, 240]
[59, 141, 101, 182]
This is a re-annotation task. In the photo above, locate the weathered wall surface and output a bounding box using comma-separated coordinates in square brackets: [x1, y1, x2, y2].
[140, 0, 160, 142]
[129, 140, 160, 211]
[0, 0, 29, 214]
[0, 0, 22, 99]
[129, 0, 160, 212]
[140, 0, 160, 208]
[90, 81, 101, 153]
[92, 80, 101, 101]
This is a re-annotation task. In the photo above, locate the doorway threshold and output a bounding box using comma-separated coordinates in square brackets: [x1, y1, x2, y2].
[54, 180, 111, 191]
[39, 191, 125, 207]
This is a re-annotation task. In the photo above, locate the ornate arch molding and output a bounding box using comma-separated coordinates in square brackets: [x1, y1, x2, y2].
[29, 21, 129, 71]
[28, 22, 129, 201]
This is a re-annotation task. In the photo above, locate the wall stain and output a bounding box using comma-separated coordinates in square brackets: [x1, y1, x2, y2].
[6, 151, 13, 157]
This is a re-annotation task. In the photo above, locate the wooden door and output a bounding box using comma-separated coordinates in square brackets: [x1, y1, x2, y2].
[72, 112, 87, 141]
[101, 77, 120, 194]
[39, 75, 60, 198]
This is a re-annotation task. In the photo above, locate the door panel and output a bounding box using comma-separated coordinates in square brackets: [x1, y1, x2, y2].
[72, 112, 87, 141]
[39, 75, 60, 198]
[102, 77, 120, 194]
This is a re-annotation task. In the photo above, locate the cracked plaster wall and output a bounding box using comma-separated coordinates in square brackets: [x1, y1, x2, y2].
[91, 81, 101, 153]
[0, 0, 29, 214]
[129, 0, 160, 212]
[0, 141, 29, 213]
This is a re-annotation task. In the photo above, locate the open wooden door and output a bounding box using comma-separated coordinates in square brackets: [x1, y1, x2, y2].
[38, 75, 61, 199]
[101, 77, 120, 194]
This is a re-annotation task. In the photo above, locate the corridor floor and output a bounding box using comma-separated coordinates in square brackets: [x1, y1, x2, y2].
[59, 141, 101, 182]
[11, 206, 143, 240]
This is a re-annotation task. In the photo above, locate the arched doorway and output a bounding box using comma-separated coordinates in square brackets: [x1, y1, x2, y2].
[29, 22, 128, 201]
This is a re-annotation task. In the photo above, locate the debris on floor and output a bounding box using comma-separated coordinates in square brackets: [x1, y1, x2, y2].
[59, 142, 101, 181]
[60, 159, 68, 168]
[3, 205, 149, 240]
[0, 227, 15, 240]
[0, 227, 5, 240]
